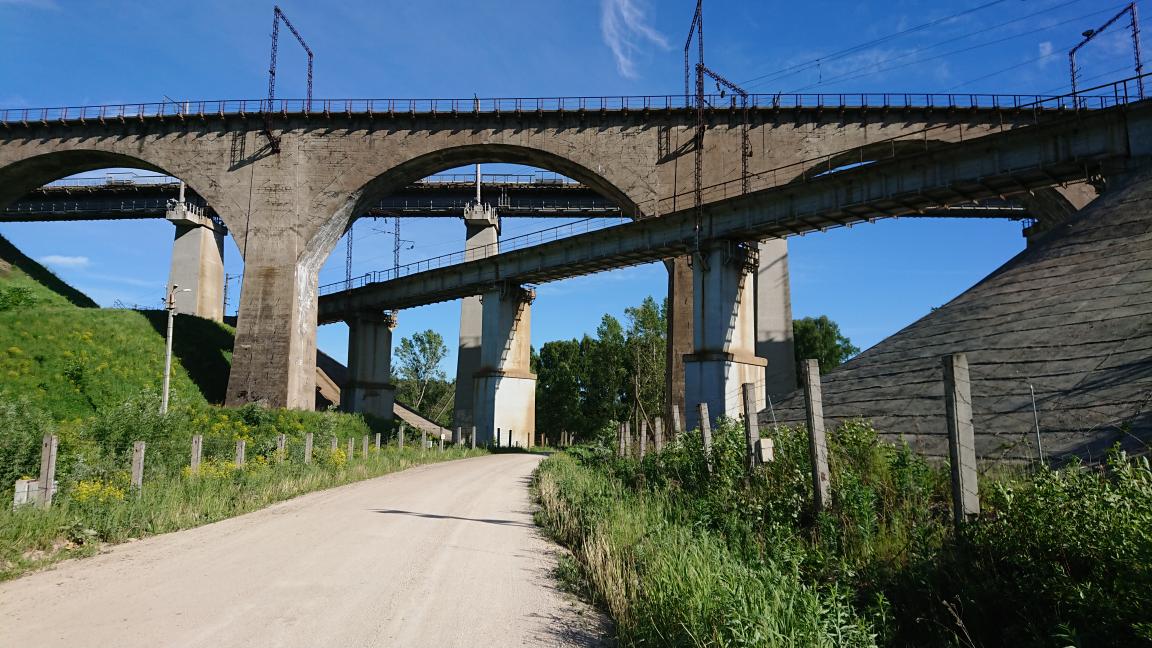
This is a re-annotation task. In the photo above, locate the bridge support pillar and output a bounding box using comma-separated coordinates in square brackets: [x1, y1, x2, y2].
[684, 241, 767, 431]
[166, 200, 225, 322]
[472, 284, 535, 448]
[756, 238, 797, 400]
[340, 311, 397, 420]
[665, 255, 693, 430]
[454, 203, 500, 431]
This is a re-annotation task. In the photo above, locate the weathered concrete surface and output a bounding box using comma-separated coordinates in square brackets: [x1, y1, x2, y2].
[0, 454, 607, 647]
[765, 167, 1152, 461]
[473, 286, 536, 447]
[341, 311, 396, 420]
[0, 104, 1098, 409]
[454, 203, 500, 431]
[165, 204, 225, 321]
[756, 238, 796, 398]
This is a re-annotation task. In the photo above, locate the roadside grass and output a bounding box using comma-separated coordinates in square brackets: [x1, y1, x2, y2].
[535, 420, 1152, 647]
[1, 436, 484, 581]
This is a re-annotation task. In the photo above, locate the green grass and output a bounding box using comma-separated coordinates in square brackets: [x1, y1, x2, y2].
[1, 443, 485, 581]
[537, 421, 1152, 647]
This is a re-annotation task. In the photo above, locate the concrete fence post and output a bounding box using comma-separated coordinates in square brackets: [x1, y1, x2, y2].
[671, 405, 682, 439]
[362, 435, 369, 457]
[639, 420, 648, 458]
[439, 433, 445, 452]
[347, 437, 355, 460]
[654, 418, 664, 454]
[330, 437, 338, 452]
[471, 426, 477, 450]
[375, 432, 381, 451]
[616, 423, 625, 457]
[131, 441, 146, 492]
[398, 423, 406, 449]
[698, 403, 713, 474]
[495, 427, 501, 448]
[944, 352, 980, 529]
[304, 432, 314, 464]
[454, 427, 462, 445]
[190, 435, 203, 474]
[420, 427, 427, 451]
[508, 429, 514, 448]
[802, 359, 831, 513]
[741, 383, 761, 474]
[37, 434, 58, 507]
[235, 440, 246, 468]
[276, 434, 286, 463]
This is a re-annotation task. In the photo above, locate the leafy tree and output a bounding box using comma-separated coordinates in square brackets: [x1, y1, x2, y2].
[793, 315, 860, 377]
[624, 296, 666, 427]
[393, 329, 450, 418]
[582, 316, 629, 432]
[535, 339, 583, 443]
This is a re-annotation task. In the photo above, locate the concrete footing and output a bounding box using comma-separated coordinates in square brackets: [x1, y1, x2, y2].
[472, 284, 536, 447]
[340, 311, 397, 420]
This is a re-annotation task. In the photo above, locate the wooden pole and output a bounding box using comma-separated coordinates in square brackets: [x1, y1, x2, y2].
[653, 418, 664, 454]
[698, 402, 713, 475]
[944, 353, 980, 529]
[37, 434, 58, 507]
[304, 432, 314, 464]
[495, 427, 501, 448]
[190, 434, 203, 474]
[131, 441, 146, 492]
[802, 359, 831, 513]
[235, 439, 246, 468]
[741, 382, 761, 474]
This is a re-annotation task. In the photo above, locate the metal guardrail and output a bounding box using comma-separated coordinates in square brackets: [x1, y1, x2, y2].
[1, 76, 1143, 126]
[320, 214, 630, 294]
[42, 173, 178, 188]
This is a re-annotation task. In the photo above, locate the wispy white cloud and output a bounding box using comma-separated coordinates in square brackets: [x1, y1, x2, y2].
[1038, 41, 1054, 68]
[600, 0, 669, 79]
[39, 254, 89, 269]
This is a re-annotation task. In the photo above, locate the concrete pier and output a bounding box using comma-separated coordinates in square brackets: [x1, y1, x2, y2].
[165, 199, 225, 321]
[684, 241, 767, 430]
[340, 311, 397, 420]
[472, 284, 536, 447]
[756, 238, 796, 399]
[453, 202, 500, 431]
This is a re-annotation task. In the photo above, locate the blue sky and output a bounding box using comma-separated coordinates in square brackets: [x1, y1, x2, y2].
[0, 0, 1142, 374]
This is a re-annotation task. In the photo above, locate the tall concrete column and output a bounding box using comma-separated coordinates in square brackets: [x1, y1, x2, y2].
[665, 255, 693, 427]
[166, 200, 225, 322]
[453, 203, 500, 430]
[684, 241, 767, 430]
[472, 284, 536, 447]
[756, 238, 797, 400]
[225, 232, 318, 410]
[341, 310, 397, 420]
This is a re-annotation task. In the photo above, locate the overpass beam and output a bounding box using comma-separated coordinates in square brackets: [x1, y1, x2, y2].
[756, 238, 797, 400]
[340, 311, 397, 420]
[684, 241, 767, 430]
[472, 284, 536, 448]
[453, 203, 500, 430]
[166, 201, 225, 322]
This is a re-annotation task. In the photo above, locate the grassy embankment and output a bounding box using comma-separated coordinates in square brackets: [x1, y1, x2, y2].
[535, 420, 1152, 647]
[0, 234, 484, 580]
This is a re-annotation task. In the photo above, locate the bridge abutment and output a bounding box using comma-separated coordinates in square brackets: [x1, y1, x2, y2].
[454, 203, 500, 431]
[165, 200, 225, 322]
[341, 311, 397, 420]
[472, 284, 536, 448]
[684, 241, 767, 430]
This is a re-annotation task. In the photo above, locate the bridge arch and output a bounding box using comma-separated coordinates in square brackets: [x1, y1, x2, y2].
[0, 149, 243, 237]
[304, 143, 646, 275]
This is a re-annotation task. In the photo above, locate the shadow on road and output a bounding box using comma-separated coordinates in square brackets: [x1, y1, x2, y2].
[370, 508, 535, 528]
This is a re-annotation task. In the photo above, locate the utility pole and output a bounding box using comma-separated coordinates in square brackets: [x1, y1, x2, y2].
[345, 220, 354, 290]
[160, 284, 190, 414]
[1069, 2, 1145, 99]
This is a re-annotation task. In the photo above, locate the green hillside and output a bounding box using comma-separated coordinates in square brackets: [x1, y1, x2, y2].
[0, 234, 233, 420]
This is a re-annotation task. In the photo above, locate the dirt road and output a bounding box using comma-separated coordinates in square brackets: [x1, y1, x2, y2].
[0, 453, 606, 647]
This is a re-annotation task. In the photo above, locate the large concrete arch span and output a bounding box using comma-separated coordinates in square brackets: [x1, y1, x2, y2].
[0, 97, 1066, 413]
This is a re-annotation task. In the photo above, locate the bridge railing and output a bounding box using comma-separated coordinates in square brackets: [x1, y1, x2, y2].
[320, 215, 630, 295]
[3, 75, 1144, 126]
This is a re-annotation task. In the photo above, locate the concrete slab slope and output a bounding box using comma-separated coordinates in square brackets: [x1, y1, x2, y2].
[0, 454, 606, 648]
[765, 169, 1152, 461]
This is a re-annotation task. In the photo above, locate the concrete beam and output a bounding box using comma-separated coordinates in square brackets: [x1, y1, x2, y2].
[340, 311, 397, 420]
[454, 202, 500, 431]
[472, 284, 536, 448]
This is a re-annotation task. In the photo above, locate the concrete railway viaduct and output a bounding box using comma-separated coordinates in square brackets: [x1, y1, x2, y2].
[0, 82, 1144, 447]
